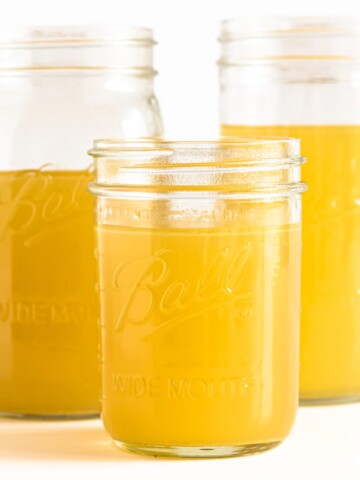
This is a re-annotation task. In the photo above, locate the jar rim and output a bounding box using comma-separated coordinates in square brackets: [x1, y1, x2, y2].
[89, 137, 301, 161]
[0, 25, 155, 48]
[220, 17, 360, 42]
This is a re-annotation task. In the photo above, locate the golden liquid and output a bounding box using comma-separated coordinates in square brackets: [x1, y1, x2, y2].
[222, 125, 360, 401]
[0, 169, 99, 416]
[98, 220, 300, 447]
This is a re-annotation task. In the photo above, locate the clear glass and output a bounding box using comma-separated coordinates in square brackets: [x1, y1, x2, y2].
[219, 17, 360, 405]
[0, 26, 163, 419]
[89, 138, 306, 458]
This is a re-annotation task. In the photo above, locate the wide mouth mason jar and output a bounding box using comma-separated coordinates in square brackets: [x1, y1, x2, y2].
[0, 26, 163, 419]
[219, 17, 360, 405]
[89, 138, 306, 458]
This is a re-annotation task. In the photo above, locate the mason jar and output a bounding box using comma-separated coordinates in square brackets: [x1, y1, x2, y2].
[89, 138, 306, 458]
[0, 26, 163, 418]
[219, 17, 360, 405]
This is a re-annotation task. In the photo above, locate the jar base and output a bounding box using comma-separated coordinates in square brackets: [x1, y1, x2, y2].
[0, 411, 99, 420]
[300, 394, 360, 406]
[114, 440, 280, 458]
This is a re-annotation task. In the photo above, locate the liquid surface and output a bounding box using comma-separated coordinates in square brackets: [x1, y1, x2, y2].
[98, 221, 300, 446]
[0, 169, 99, 416]
[222, 125, 360, 400]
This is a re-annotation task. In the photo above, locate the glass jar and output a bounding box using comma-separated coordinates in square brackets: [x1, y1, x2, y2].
[219, 17, 360, 405]
[0, 26, 163, 418]
[89, 139, 306, 458]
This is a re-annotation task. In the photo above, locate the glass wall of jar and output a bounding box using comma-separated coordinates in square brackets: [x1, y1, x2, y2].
[0, 26, 163, 418]
[219, 17, 360, 405]
[89, 139, 306, 458]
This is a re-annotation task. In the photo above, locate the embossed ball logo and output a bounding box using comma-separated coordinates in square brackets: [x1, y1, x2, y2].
[0, 165, 93, 246]
[111, 243, 254, 338]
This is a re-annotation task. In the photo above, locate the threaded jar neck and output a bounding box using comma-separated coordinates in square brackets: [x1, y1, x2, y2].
[0, 26, 156, 75]
[219, 17, 360, 65]
[88, 139, 307, 200]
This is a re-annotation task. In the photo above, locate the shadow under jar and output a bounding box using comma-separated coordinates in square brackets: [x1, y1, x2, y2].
[0, 26, 163, 418]
[89, 139, 306, 458]
[219, 17, 360, 405]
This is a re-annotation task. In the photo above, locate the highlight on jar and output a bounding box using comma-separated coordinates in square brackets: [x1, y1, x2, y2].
[88, 138, 307, 458]
[219, 17, 360, 405]
[0, 26, 163, 419]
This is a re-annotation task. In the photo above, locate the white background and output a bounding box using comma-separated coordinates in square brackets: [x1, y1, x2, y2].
[1, 1, 360, 479]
